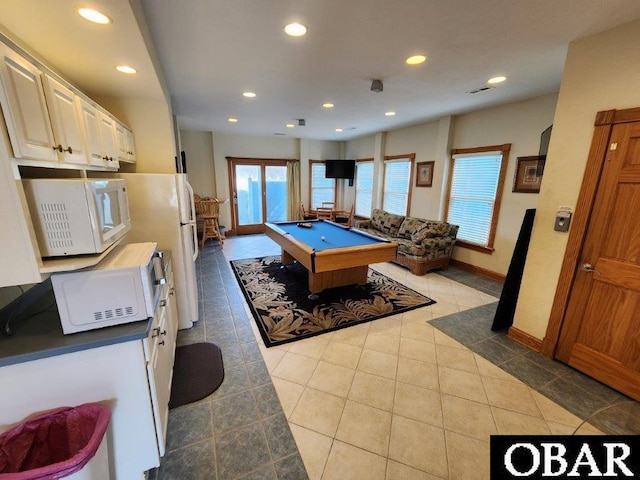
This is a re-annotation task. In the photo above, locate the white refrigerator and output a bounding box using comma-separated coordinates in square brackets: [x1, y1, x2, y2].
[118, 173, 199, 330]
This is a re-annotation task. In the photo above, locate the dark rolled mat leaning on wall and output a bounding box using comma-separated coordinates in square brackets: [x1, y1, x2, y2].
[168, 342, 224, 409]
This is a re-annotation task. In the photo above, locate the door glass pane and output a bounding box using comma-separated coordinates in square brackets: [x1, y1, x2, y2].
[265, 165, 287, 222]
[235, 165, 263, 225]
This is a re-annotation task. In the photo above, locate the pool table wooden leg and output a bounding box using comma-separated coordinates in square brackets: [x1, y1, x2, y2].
[308, 266, 369, 294]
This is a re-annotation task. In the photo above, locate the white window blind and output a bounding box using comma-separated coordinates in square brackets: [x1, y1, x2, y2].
[382, 159, 411, 215]
[447, 153, 502, 246]
[310, 162, 335, 209]
[355, 161, 374, 217]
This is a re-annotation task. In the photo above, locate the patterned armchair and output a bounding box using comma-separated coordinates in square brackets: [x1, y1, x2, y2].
[354, 209, 458, 275]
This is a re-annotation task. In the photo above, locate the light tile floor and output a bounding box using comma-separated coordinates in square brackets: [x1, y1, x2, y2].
[152, 234, 639, 480]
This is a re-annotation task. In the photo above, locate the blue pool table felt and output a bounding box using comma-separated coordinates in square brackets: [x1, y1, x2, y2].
[274, 221, 383, 252]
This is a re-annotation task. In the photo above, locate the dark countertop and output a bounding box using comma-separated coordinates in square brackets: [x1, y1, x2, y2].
[0, 283, 151, 367]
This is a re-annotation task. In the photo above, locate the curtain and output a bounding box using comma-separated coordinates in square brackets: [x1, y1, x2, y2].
[287, 161, 301, 220]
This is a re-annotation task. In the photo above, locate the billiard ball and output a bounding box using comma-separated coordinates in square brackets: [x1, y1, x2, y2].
[321, 236, 326, 241]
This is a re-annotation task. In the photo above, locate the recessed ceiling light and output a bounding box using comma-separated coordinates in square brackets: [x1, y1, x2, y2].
[322, 103, 334, 109]
[115, 65, 137, 74]
[243, 91, 256, 98]
[406, 55, 426, 65]
[385, 111, 396, 116]
[286, 124, 295, 128]
[77, 7, 112, 24]
[488, 76, 507, 84]
[228, 118, 238, 123]
[335, 128, 343, 132]
[284, 23, 307, 37]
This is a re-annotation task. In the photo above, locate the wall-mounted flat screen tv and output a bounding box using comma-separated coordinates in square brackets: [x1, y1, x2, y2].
[325, 159, 355, 179]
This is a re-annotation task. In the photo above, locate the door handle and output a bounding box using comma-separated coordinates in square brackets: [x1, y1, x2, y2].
[581, 263, 595, 272]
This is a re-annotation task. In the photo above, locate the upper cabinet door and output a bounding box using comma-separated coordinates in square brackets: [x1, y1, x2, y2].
[77, 98, 106, 167]
[98, 112, 119, 169]
[0, 44, 57, 161]
[115, 121, 129, 162]
[125, 127, 136, 163]
[43, 75, 87, 165]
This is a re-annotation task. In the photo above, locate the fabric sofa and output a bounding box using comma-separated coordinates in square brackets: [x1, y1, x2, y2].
[354, 209, 458, 275]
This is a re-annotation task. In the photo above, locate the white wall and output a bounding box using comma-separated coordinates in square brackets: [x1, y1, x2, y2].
[180, 130, 216, 197]
[450, 94, 558, 274]
[513, 20, 640, 340]
[93, 96, 176, 174]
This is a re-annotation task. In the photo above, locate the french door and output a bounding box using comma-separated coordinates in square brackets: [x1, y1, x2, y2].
[228, 158, 288, 235]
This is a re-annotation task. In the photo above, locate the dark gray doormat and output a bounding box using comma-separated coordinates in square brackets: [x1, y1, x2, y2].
[168, 342, 224, 409]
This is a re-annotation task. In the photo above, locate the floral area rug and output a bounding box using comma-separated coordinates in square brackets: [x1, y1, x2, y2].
[230, 255, 436, 347]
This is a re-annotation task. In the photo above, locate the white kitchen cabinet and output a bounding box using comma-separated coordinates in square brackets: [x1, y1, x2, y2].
[116, 121, 136, 163]
[77, 98, 107, 168]
[98, 112, 120, 170]
[42, 75, 87, 165]
[0, 43, 58, 162]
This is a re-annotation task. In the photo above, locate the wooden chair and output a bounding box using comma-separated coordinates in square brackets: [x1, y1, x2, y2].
[300, 203, 315, 220]
[316, 206, 334, 220]
[195, 197, 223, 247]
[334, 204, 354, 226]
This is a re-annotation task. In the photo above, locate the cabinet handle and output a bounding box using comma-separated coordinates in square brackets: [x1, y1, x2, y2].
[169, 288, 175, 296]
[160, 299, 167, 307]
[161, 330, 167, 336]
[64, 146, 73, 154]
[152, 327, 160, 338]
[159, 340, 165, 346]
[53, 145, 63, 152]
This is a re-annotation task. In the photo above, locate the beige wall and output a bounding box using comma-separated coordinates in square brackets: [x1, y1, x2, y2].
[93, 96, 176, 174]
[513, 20, 640, 340]
[180, 130, 216, 197]
[450, 94, 558, 274]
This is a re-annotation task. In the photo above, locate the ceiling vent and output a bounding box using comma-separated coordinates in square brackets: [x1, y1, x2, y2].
[298, 119, 306, 126]
[371, 79, 383, 93]
[467, 85, 495, 94]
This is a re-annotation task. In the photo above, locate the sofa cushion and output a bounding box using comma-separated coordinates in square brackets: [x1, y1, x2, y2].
[370, 209, 404, 236]
[412, 221, 452, 243]
[394, 238, 426, 257]
[397, 217, 426, 240]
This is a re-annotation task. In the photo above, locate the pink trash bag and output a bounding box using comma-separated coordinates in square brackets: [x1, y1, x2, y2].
[0, 404, 111, 480]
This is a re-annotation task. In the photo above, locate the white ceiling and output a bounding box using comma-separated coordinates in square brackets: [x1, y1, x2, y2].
[1, 1, 640, 141]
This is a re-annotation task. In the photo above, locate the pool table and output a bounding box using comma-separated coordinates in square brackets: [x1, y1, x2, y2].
[265, 220, 397, 296]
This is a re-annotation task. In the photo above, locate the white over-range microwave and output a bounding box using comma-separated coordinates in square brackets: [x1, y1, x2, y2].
[22, 178, 131, 257]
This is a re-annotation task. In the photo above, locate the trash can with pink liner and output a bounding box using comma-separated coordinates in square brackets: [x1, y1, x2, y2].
[0, 404, 111, 480]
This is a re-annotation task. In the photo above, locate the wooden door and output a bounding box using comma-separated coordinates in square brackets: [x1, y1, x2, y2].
[556, 119, 640, 400]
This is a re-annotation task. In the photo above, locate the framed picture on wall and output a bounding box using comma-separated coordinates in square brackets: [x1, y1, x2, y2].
[513, 155, 546, 193]
[416, 161, 435, 187]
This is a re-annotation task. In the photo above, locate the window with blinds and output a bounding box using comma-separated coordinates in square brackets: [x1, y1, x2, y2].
[310, 161, 335, 209]
[446, 145, 509, 250]
[355, 161, 374, 217]
[382, 157, 413, 216]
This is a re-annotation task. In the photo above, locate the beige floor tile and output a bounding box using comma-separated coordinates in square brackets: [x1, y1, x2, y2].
[441, 394, 497, 440]
[401, 322, 436, 343]
[308, 360, 356, 398]
[492, 407, 552, 435]
[445, 430, 490, 480]
[336, 400, 392, 457]
[397, 357, 440, 391]
[394, 381, 443, 427]
[399, 337, 437, 364]
[322, 440, 387, 480]
[348, 371, 396, 411]
[357, 348, 398, 380]
[430, 301, 461, 318]
[547, 421, 579, 435]
[473, 354, 521, 383]
[289, 387, 346, 437]
[288, 336, 331, 359]
[574, 422, 604, 435]
[432, 329, 468, 349]
[386, 460, 444, 480]
[435, 344, 479, 374]
[369, 315, 403, 335]
[401, 308, 433, 325]
[271, 377, 305, 418]
[258, 344, 286, 372]
[365, 331, 401, 355]
[388, 415, 448, 478]
[481, 376, 542, 417]
[272, 351, 319, 385]
[438, 366, 487, 403]
[332, 323, 370, 347]
[529, 389, 582, 428]
[289, 424, 333, 480]
[321, 341, 362, 369]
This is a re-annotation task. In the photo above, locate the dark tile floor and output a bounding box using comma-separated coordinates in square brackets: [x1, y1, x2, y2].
[149, 242, 308, 480]
[431, 266, 640, 435]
